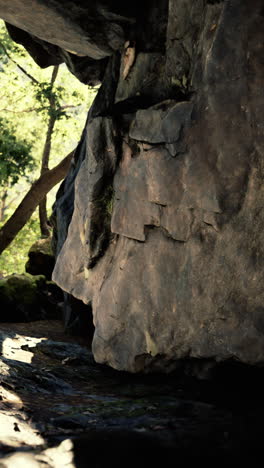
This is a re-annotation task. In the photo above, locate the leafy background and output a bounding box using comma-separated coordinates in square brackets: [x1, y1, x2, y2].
[0, 20, 96, 275]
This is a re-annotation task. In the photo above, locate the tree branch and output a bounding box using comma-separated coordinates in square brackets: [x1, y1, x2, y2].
[0, 40, 39, 85]
[0, 106, 49, 113]
[0, 104, 81, 114]
[0, 149, 75, 254]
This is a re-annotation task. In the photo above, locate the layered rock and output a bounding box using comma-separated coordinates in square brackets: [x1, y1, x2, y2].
[1, 0, 264, 372]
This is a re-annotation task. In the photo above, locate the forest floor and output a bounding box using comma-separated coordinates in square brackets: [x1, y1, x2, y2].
[0, 320, 263, 466]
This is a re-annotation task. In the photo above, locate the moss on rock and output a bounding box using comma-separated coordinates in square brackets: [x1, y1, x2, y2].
[0, 273, 60, 322]
[0, 273, 44, 302]
[26, 238, 55, 279]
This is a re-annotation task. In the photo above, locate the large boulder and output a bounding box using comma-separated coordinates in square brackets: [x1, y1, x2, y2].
[1, 0, 264, 372]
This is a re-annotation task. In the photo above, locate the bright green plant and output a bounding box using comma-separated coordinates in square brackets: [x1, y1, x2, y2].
[0, 116, 35, 186]
[0, 215, 40, 275]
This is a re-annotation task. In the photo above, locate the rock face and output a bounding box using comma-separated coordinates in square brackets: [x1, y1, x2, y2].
[1, 0, 264, 372]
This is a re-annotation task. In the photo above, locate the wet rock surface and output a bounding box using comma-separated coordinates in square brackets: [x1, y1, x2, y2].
[0, 320, 264, 465]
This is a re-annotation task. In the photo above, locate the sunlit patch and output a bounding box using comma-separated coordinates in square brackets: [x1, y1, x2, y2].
[0, 439, 75, 467]
[0, 333, 48, 448]
[39, 439, 75, 468]
[0, 386, 23, 407]
[2, 334, 47, 363]
[0, 412, 45, 448]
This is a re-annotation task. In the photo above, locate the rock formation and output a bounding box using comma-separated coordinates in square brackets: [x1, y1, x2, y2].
[0, 0, 263, 372]
[0, 273, 62, 321]
[26, 238, 55, 280]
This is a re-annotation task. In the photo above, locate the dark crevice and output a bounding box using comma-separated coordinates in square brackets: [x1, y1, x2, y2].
[87, 181, 115, 269]
[207, 0, 224, 4]
[112, 88, 191, 116]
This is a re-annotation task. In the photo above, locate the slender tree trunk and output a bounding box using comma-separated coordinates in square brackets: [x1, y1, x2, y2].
[0, 188, 8, 222]
[39, 64, 59, 237]
[38, 112, 57, 236]
[0, 150, 74, 254]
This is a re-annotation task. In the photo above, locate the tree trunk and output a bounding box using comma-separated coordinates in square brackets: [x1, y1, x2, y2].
[0, 150, 74, 254]
[0, 188, 8, 222]
[39, 64, 59, 237]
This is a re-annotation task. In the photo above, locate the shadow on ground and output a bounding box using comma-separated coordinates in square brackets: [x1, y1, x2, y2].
[1, 319, 264, 466]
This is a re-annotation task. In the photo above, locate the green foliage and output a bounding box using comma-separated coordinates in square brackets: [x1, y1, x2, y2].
[0, 20, 97, 274]
[0, 116, 35, 187]
[0, 215, 40, 276]
[0, 272, 45, 305]
[0, 19, 96, 171]
[34, 79, 74, 120]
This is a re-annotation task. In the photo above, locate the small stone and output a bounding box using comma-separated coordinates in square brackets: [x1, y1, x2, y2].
[13, 423, 20, 432]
